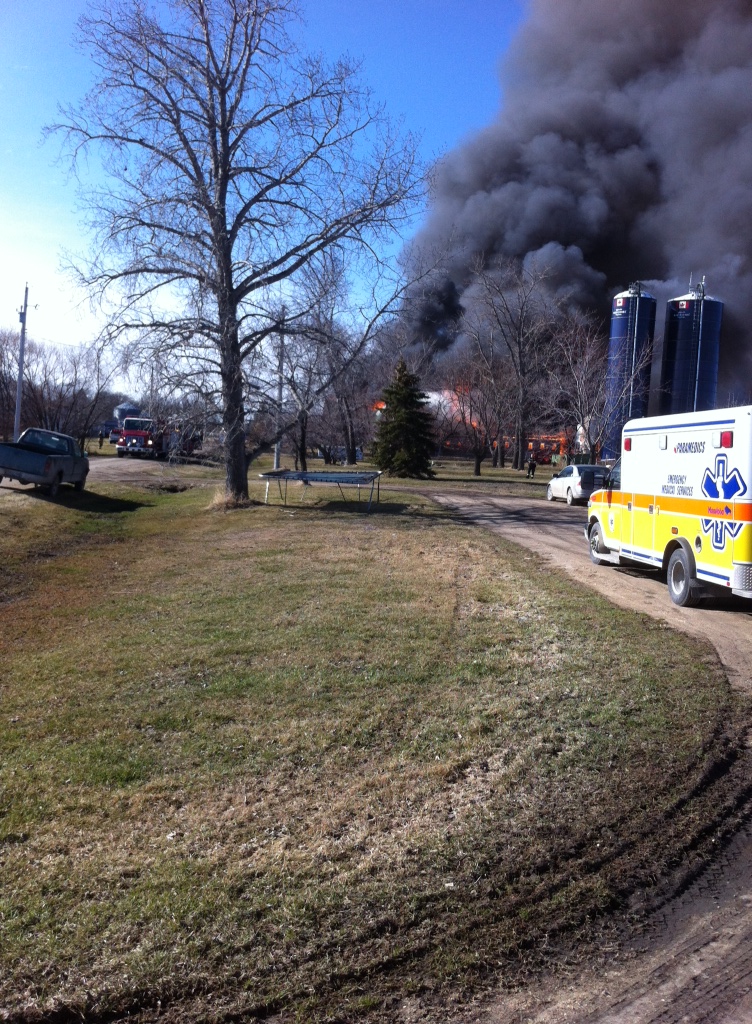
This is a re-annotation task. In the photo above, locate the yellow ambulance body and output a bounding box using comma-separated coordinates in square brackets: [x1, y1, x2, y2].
[586, 405, 752, 606]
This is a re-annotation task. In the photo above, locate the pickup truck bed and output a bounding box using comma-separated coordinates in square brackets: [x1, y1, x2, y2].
[0, 428, 89, 497]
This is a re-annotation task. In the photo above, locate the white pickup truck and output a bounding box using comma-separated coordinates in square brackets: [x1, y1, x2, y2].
[0, 428, 89, 497]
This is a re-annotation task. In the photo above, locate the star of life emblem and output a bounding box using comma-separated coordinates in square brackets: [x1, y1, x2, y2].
[700, 454, 746, 551]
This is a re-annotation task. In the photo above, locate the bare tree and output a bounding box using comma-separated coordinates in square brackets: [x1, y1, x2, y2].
[545, 308, 656, 462]
[545, 312, 609, 461]
[0, 331, 19, 440]
[278, 255, 370, 470]
[438, 349, 501, 475]
[52, 0, 423, 500]
[461, 258, 555, 469]
[20, 340, 122, 446]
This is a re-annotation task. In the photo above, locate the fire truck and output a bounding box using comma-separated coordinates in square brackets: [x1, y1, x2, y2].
[115, 417, 201, 459]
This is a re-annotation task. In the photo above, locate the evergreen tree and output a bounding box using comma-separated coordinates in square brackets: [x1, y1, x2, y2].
[371, 359, 436, 477]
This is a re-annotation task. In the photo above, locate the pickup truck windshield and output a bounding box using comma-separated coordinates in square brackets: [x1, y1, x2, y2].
[21, 430, 69, 454]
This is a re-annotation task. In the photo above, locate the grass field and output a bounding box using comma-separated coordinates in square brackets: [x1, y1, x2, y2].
[1, 466, 750, 1022]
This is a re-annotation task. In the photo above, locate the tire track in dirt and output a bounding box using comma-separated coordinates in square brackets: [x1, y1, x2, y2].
[430, 491, 752, 1024]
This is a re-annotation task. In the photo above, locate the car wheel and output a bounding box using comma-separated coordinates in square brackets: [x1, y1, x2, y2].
[588, 523, 610, 566]
[566, 488, 574, 505]
[546, 484, 554, 501]
[0, 475, 3, 484]
[667, 548, 700, 607]
[48, 473, 63, 498]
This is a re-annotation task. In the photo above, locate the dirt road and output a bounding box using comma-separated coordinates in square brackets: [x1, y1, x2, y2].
[430, 490, 752, 1024]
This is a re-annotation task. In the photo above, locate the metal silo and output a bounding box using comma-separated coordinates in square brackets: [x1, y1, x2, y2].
[113, 402, 141, 423]
[603, 283, 657, 459]
[658, 279, 723, 415]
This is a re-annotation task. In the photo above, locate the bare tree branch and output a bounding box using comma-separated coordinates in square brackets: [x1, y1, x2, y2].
[50, 0, 424, 499]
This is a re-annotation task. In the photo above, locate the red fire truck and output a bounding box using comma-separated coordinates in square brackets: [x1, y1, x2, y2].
[115, 417, 201, 459]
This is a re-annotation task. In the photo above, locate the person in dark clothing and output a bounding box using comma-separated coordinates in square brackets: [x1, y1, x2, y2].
[527, 455, 537, 478]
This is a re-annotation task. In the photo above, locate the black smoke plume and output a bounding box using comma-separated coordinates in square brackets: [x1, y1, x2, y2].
[414, 0, 752, 397]
[414, 277, 464, 349]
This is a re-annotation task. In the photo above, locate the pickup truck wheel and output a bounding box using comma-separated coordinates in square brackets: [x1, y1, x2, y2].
[566, 488, 574, 505]
[667, 548, 700, 607]
[74, 477, 86, 492]
[546, 484, 554, 501]
[116, 450, 125, 458]
[0, 475, 3, 485]
[47, 473, 63, 498]
[588, 523, 610, 566]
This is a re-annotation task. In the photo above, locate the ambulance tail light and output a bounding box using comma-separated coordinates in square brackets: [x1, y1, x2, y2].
[624, 437, 632, 452]
[712, 430, 734, 449]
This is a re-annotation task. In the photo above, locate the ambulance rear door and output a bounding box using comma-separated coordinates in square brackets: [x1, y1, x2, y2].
[620, 428, 659, 566]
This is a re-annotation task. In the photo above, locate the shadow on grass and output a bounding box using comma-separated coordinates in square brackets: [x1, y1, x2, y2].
[12, 486, 153, 516]
[292, 500, 472, 527]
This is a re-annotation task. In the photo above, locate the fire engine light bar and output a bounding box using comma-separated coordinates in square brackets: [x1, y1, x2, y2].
[624, 437, 632, 452]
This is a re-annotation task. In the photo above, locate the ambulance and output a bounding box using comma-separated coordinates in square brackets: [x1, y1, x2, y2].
[585, 405, 752, 606]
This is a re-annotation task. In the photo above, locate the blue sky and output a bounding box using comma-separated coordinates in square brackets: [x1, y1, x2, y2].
[0, 0, 524, 346]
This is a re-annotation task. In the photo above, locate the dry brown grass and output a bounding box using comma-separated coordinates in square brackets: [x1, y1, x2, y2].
[0, 478, 750, 1022]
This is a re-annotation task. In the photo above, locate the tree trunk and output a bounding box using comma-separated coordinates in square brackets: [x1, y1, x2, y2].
[220, 319, 248, 501]
[337, 393, 358, 464]
[298, 410, 308, 472]
[474, 453, 482, 476]
[514, 405, 526, 470]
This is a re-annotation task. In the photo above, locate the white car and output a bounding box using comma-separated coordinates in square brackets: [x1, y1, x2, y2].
[547, 464, 608, 505]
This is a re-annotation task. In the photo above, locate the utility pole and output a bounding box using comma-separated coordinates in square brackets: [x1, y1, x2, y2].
[13, 284, 29, 442]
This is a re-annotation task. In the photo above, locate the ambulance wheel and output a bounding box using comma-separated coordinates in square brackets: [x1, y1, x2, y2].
[588, 523, 609, 566]
[667, 548, 699, 607]
[566, 488, 574, 505]
[546, 485, 554, 501]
